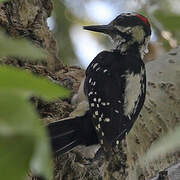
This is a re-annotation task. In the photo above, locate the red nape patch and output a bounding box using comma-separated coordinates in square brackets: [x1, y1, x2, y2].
[136, 14, 150, 26]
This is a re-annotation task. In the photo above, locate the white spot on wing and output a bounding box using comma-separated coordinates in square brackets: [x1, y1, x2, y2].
[88, 92, 93, 96]
[91, 103, 95, 107]
[97, 124, 101, 128]
[95, 111, 99, 115]
[96, 67, 100, 71]
[93, 63, 98, 69]
[104, 118, 110, 122]
[100, 139, 103, 144]
[92, 81, 96, 86]
[123, 71, 142, 116]
[95, 126, 99, 131]
[89, 78, 92, 83]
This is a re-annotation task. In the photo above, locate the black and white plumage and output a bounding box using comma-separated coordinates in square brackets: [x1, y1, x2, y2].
[47, 13, 151, 157]
[84, 50, 146, 152]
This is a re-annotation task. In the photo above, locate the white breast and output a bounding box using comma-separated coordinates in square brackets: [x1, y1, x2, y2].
[123, 71, 143, 117]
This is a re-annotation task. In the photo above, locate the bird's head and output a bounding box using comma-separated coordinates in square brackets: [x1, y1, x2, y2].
[83, 13, 151, 58]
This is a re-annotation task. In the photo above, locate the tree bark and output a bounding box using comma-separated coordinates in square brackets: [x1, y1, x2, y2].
[0, 0, 61, 71]
[126, 47, 180, 180]
[0, 0, 179, 180]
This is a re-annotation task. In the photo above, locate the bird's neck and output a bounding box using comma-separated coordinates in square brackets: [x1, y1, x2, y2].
[114, 42, 145, 59]
[113, 37, 149, 59]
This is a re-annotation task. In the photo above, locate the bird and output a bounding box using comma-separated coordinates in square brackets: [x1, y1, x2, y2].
[47, 12, 151, 158]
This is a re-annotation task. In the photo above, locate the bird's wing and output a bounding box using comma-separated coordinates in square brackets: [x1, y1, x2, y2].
[84, 51, 129, 149]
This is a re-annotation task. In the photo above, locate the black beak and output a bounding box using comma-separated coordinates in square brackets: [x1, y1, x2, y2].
[83, 25, 111, 34]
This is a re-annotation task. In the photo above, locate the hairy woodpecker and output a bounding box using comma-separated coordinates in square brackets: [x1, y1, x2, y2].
[47, 13, 151, 157]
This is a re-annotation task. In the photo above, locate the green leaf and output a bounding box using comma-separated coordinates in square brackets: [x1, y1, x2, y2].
[0, 135, 35, 180]
[141, 126, 180, 164]
[0, 31, 46, 60]
[30, 127, 53, 180]
[0, 65, 71, 101]
[154, 11, 180, 31]
[0, 92, 53, 180]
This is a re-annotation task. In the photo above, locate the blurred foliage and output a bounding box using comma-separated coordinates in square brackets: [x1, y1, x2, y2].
[0, 65, 70, 180]
[52, 0, 77, 65]
[0, 65, 70, 101]
[0, 93, 51, 180]
[0, 64, 70, 180]
[154, 11, 180, 34]
[141, 125, 180, 167]
[0, 25, 70, 180]
[0, 31, 46, 59]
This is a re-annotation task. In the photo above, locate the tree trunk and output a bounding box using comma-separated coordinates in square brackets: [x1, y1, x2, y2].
[0, 0, 179, 180]
[126, 47, 180, 180]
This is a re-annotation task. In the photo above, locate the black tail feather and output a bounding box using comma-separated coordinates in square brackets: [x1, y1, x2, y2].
[48, 117, 77, 137]
[47, 112, 99, 155]
[51, 129, 79, 153]
[47, 117, 82, 154]
[55, 139, 80, 154]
